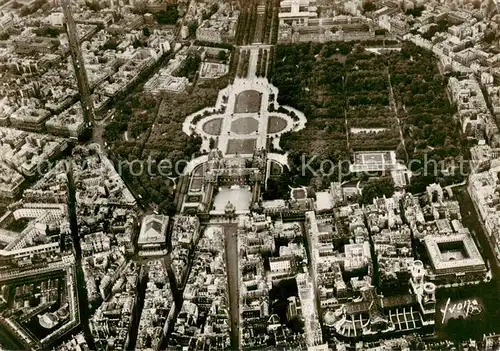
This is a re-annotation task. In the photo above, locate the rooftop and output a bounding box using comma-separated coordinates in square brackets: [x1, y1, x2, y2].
[424, 233, 486, 272]
[138, 215, 168, 245]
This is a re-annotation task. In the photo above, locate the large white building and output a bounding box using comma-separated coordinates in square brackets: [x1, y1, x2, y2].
[143, 57, 189, 94]
[269, 256, 293, 275]
[424, 233, 487, 285]
[137, 215, 169, 256]
[278, 0, 318, 26]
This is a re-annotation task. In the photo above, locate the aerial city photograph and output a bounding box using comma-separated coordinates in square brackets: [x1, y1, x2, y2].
[0, 0, 500, 350]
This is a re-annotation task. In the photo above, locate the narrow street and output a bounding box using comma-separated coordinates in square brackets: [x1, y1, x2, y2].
[126, 269, 148, 350]
[67, 161, 95, 349]
[223, 224, 240, 350]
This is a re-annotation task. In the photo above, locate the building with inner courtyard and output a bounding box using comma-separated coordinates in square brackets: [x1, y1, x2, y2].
[423, 233, 487, 286]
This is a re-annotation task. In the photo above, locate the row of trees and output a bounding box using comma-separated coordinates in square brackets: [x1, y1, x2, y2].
[236, 50, 250, 78]
[348, 94, 389, 106]
[350, 130, 400, 152]
[255, 48, 268, 77]
[260, 0, 279, 44]
[228, 48, 240, 81]
[193, 41, 233, 50]
[267, 46, 276, 78]
[346, 51, 401, 151]
[234, 0, 258, 45]
[347, 105, 393, 122]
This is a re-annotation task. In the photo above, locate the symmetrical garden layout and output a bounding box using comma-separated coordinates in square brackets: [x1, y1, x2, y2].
[182, 77, 307, 157]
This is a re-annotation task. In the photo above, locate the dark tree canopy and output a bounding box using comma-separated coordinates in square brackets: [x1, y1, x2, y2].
[262, 168, 291, 201]
[174, 54, 201, 82]
[155, 4, 179, 25]
[361, 177, 395, 205]
[363, 2, 376, 12]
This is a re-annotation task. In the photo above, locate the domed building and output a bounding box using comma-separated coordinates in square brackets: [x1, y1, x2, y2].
[38, 312, 59, 329]
[55, 303, 70, 321]
[184, 149, 266, 217]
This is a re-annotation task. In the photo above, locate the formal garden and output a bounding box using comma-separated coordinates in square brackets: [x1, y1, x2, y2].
[103, 39, 465, 211]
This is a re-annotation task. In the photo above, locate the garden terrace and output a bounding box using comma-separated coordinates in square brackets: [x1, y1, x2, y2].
[234, 90, 262, 113]
[182, 78, 306, 158]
